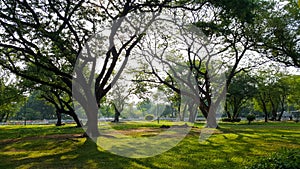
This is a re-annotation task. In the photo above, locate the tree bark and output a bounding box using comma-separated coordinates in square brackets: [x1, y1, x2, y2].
[69, 111, 82, 127]
[206, 105, 218, 128]
[56, 111, 62, 126]
[225, 101, 231, 119]
[83, 104, 100, 138]
[112, 103, 120, 122]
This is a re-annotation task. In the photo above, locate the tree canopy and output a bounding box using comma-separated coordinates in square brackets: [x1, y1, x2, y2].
[0, 0, 299, 136]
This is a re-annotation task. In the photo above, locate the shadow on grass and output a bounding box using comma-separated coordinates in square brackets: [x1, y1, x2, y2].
[0, 122, 299, 169]
[0, 137, 167, 169]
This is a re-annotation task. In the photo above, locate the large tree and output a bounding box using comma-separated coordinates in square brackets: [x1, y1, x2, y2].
[225, 72, 257, 120]
[0, 0, 99, 127]
[253, 0, 300, 67]
[133, 0, 260, 127]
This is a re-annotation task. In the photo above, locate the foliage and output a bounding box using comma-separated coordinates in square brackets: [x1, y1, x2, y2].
[144, 114, 155, 121]
[0, 0, 97, 126]
[253, 0, 300, 67]
[0, 77, 25, 122]
[14, 90, 56, 120]
[226, 72, 258, 120]
[221, 118, 241, 122]
[247, 148, 300, 169]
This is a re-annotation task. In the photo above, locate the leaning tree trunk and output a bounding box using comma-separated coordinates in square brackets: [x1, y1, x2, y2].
[277, 109, 284, 121]
[68, 110, 82, 127]
[277, 99, 285, 121]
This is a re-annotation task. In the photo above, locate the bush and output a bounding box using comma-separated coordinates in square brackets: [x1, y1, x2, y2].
[247, 148, 300, 169]
[232, 118, 241, 122]
[246, 113, 256, 124]
[144, 114, 154, 121]
[221, 118, 241, 122]
[221, 118, 232, 122]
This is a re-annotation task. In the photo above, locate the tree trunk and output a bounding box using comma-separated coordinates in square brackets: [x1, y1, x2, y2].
[56, 111, 62, 126]
[180, 103, 188, 121]
[260, 93, 268, 122]
[199, 104, 209, 119]
[206, 105, 218, 128]
[84, 105, 100, 138]
[188, 102, 197, 122]
[69, 111, 82, 127]
[277, 109, 284, 121]
[112, 104, 120, 122]
[271, 108, 277, 121]
[232, 106, 239, 120]
[225, 101, 231, 119]
[277, 98, 285, 121]
[264, 112, 268, 122]
[4, 112, 9, 122]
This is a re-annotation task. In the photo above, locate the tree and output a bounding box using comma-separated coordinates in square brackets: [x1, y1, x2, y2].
[225, 72, 257, 121]
[0, 0, 99, 127]
[246, 113, 256, 124]
[72, 0, 180, 137]
[284, 75, 300, 116]
[1, 0, 203, 137]
[133, 0, 260, 128]
[107, 81, 133, 122]
[252, 70, 292, 122]
[0, 77, 24, 122]
[16, 90, 57, 121]
[253, 0, 300, 67]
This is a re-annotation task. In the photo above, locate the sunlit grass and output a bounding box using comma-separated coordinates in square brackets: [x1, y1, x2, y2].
[0, 121, 299, 168]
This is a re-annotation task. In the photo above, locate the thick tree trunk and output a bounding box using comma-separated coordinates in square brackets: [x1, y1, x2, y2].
[199, 104, 209, 119]
[264, 112, 268, 122]
[206, 105, 218, 128]
[188, 102, 198, 122]
[84, 105, 100, 138]
[56, 111, 62, 126]
[180, 103, 188, 121]
[206, 111, 218, 128]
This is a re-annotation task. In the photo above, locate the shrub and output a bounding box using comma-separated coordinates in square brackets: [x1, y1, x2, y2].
[221, 118, 232, 122]
[221, 118, 241, 122]
[144, 114, 154, 121]
[232, 118, 241, 122]
[247, 148, 300, 169]
[246, 113, 256, 124]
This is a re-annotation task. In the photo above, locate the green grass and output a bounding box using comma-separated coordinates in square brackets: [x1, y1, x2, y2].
[0, 121, 299, 169]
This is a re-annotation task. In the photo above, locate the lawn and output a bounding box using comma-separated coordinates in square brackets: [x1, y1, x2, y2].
[0, 121, 299, 169]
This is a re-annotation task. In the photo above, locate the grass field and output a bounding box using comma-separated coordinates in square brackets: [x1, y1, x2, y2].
[0, 121, 299, 169]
